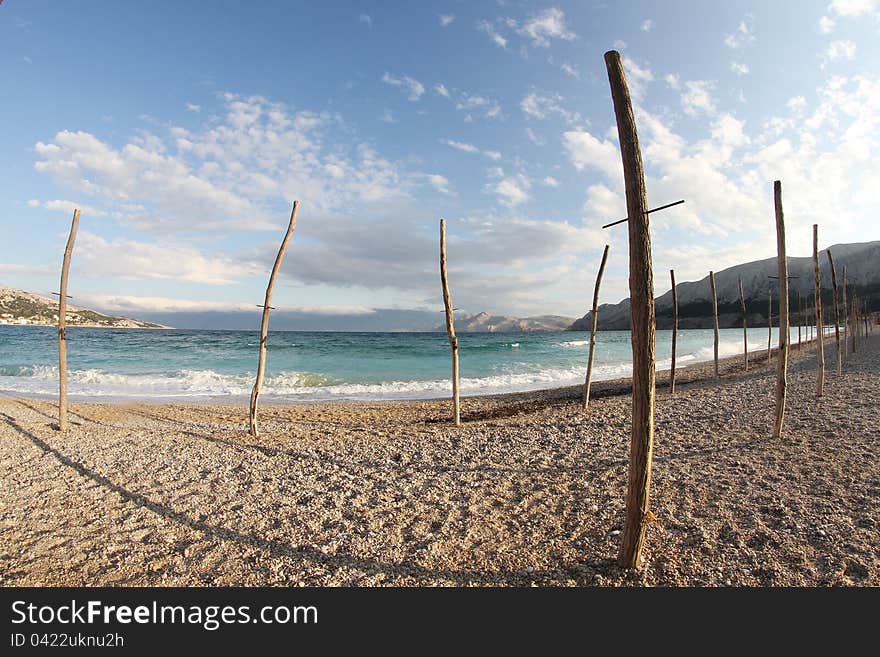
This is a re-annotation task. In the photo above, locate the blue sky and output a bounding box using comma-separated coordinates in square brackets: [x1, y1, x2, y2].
[2, 1, 879, 328]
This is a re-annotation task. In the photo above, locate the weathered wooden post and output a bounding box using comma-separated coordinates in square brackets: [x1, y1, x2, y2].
[841, 267, 848, 364]
[767, 287, 773, 364]
[826, 249, 842, 375]
[440, 218, 460, 426]
[670, 269, 678, 393]
[605, 50, 656, 570]
[57, 208, 80, 432]
[584, 244, 610, 409]
[851, 296, 857, 353]
[772, 181, 789, 439]
[249, 201, 299, 437]
[710, 271, 719, 378]
[739, 277, 748, 371]
[797, 293, 802, 350]
[813, 224, 825, 396]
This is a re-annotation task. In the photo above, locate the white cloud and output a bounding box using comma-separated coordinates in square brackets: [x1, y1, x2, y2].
[542, 176, 560, 187]
[621, 56, 654, 100]
[641, 19, 654, 32]
[83, 294, 375, 315]
[730, 62, 750, 75]
[28, 199, 107, 217]
[444, 139, 479, 154]
[787, 96, 807, 113]
[32, 94, 415, 233]
[828, 0, 877, 16]
[424, 174, 453, 195]
[380, 109, 398, 124]
[827, 40, 857, 61]
[819, 15, 836, 33]
[455, 93, 502, 120]
[525, 127, 545, 146]
[560, 62, 580, 78]
[493, 176, 531, 207]
[724, 15, 755, 49]
[439, 14, 455, 27]
[443, 139, 502, 160]
[563, 130, 621, 180]
[358, 13, 372, 28]
[185, 103, 201, 113]
[520, 92, 581, 124]
[381, 72, 425, 101]
[477, 20, 508, 48]
[664, 73, 681, 90]
[434, 83, 451, 98]
[681, 80, 717, 116]
[515, 7, 576, 47]
[75, 232, 260, 285]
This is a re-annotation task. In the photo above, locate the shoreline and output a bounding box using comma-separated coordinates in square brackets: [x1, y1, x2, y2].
[2, 331, 876, 586]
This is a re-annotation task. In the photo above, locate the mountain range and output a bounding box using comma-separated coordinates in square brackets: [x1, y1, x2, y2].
[0, 285, 167, 329]
[571, 240, 880, 331]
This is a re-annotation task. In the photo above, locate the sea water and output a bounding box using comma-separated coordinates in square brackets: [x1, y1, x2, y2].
[0, 325, 814, 402]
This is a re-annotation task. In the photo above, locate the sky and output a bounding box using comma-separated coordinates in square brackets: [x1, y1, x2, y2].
[1, 0, 879, 330]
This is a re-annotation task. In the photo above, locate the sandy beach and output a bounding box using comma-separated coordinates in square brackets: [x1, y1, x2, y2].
[1, 332, 877, 587]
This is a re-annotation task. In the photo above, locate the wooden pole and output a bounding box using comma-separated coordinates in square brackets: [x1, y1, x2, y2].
[739, 277, 748, 371]
[670, 269, 678, 393]
[440, 218, 460, 426]
[772, 181, 789, 439]
[249, 201, 299, 437]
[841, 267, 848, 364]
[57, 208, 80, 432]
[767, 287, 773, 364]
[710, 271, 719, 378]
[584, 244, 610, 409]
[826, 249, 842, 375]
[851, 296, 857, 353]
[605, 50, 656, 570]
[813, 224, 825, 397]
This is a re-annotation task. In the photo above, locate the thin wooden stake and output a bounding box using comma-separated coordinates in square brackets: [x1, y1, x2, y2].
[57, 209, 80, 432]
[826, 249, 842, 375]
[605, 50, 656, 570]
[813, 224, 825, 397]
[767, 287, 773, 364]
[739, 277, 748, 371]
[249, 201, 299, 437]
[670, 269, 678, 393]
[440, 218, 460, 426]
[772, 181, 789, 439]
[710, 270, 719, 378]
[841, 267, 847, 365]
[584, 244, 610, 410]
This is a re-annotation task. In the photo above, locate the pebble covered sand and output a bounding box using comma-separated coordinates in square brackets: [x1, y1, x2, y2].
[1, 332, 878, 586]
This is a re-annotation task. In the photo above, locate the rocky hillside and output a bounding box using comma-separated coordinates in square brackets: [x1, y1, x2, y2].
[571, 240, 880, 331]
[0, 285, 169, 329]
[437, 311, 574, 333]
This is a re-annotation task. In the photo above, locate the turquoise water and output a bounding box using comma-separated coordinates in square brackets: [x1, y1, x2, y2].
[0, 325, 816, 401]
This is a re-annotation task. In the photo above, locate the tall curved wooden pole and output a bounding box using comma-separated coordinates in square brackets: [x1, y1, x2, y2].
[710, 271, 719, 378]
[772, 181, 789, 439]
[670, 269, 678, 393]
[249, 201, 299, 437]
[826, 249, 841, 375]
[584, 244, 610, 410]
[57, 208, 81, 432]
[813, 224, 825, 397]
[440, 218, 460, 426]
[739, 277, 748, 371]
[605, 50, 656, 569]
